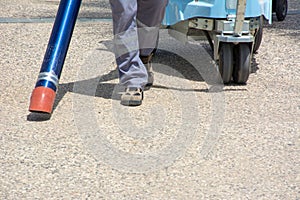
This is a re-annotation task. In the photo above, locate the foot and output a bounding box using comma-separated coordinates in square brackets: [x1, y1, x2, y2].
[140, 54, 154, 87]
[121, 87, 143, 106]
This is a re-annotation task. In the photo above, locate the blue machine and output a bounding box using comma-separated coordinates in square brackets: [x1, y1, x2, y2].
[162, 0, 272, 84]
[163, 0, 272, 25]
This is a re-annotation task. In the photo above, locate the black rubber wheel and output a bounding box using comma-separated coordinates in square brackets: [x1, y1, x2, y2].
[218, 43, 234, 84]
[253, 17, 263, 53]
[276, 0, 288, 21]
[272, 0, 276, 12]
[233, 44, 251, 84]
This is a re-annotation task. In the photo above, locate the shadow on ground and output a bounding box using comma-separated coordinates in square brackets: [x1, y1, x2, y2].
[27, 37, 251, 121]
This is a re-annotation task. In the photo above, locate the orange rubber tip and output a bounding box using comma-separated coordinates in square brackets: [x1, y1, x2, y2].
[29, 87, 56, 114]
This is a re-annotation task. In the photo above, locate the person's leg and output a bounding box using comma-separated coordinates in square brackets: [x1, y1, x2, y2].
[137, 0, 168, 87]
[109, 0, 148, 89]
[137, 0, 168, 56]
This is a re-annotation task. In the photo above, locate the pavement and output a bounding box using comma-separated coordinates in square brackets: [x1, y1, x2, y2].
[0, 0, 299, 199]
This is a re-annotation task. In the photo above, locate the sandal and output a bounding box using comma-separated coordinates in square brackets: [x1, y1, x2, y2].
[121, 87, 143, 106]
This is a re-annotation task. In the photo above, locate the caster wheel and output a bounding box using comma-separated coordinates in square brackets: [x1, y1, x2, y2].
[276, 0, 288, 21]
[253, 16, 263, 53]
[233, 43, 251, 84]
[218, 43, 234, 84]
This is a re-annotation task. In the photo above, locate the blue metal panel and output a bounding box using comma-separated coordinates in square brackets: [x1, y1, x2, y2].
[163, 0, 272, 26]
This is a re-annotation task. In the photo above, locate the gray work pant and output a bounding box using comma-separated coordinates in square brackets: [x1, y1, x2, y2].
[109, 0, 168, 89]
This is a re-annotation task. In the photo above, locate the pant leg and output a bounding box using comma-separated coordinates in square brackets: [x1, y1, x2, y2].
[109, 0, 148, 88]
[137, 0, 168, 56]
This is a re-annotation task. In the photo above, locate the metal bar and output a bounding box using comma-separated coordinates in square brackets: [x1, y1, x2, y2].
[29, 0, 82, 113]
[234, 0, 247, 36]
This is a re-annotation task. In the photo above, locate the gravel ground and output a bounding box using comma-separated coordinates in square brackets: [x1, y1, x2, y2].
[0, 0, 299, 199]
[0, 0, 111, 19]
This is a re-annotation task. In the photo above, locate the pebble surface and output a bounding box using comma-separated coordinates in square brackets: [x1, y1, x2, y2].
[0, 0, 299, 199]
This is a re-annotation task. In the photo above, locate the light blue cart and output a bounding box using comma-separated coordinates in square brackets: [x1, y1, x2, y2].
[162, 0, 272, 84]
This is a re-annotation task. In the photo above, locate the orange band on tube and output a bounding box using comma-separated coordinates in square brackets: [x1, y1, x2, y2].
[29, 87, 56, 114]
